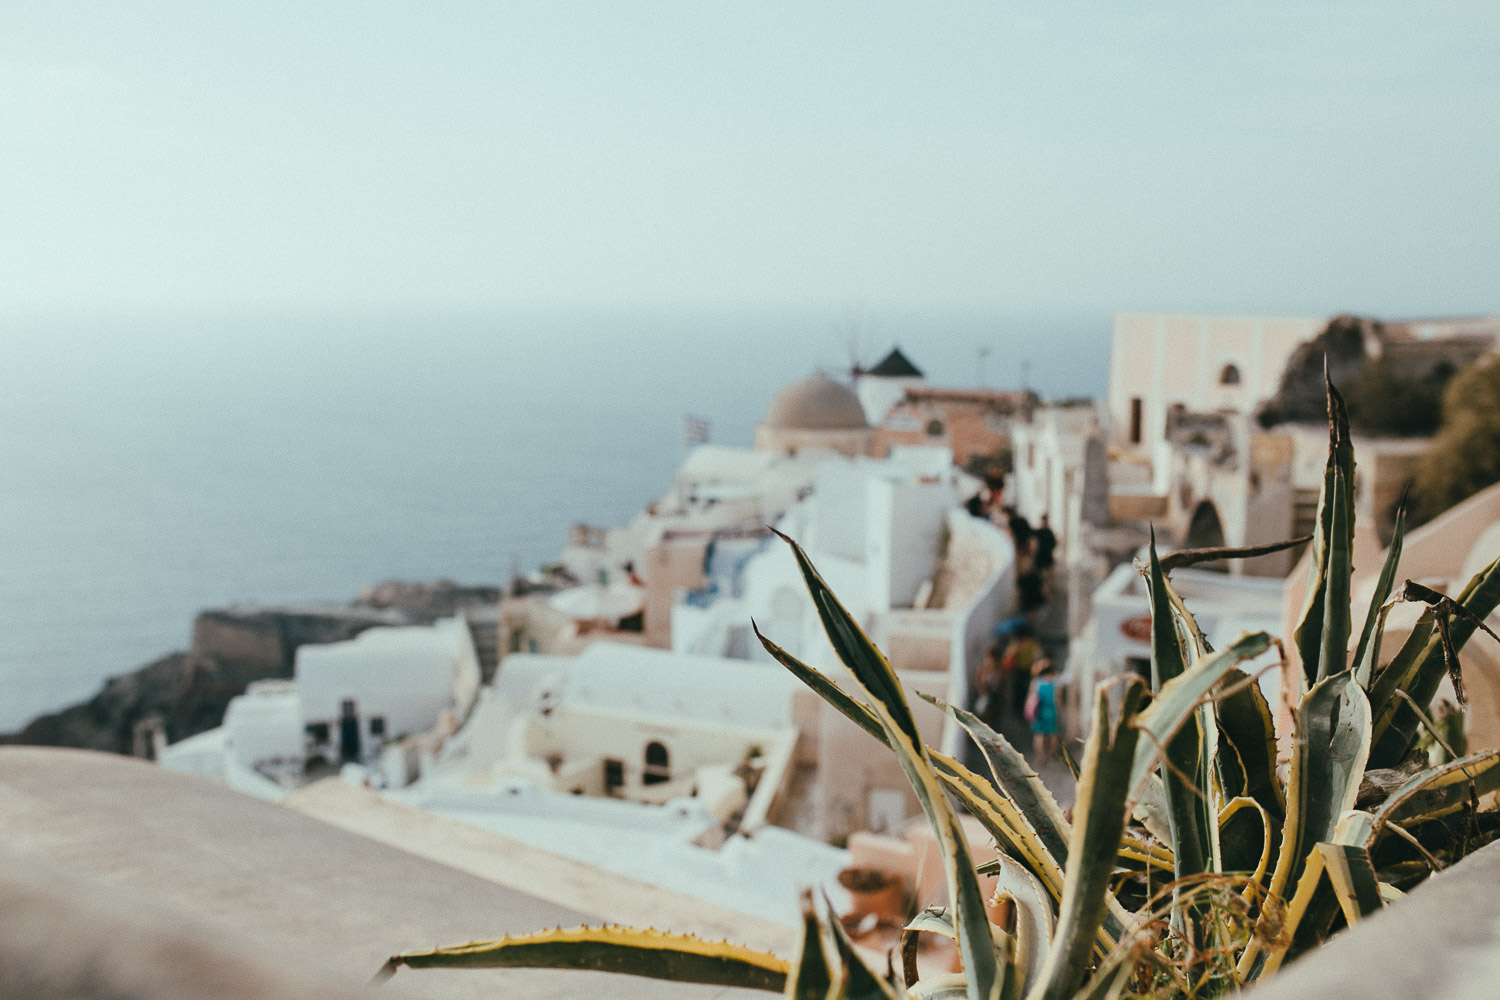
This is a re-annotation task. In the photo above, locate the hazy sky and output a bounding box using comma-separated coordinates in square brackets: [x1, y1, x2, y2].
[1, 3, 1496, 316]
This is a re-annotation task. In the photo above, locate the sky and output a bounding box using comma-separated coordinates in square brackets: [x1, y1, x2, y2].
[0, 3, 1497, 317]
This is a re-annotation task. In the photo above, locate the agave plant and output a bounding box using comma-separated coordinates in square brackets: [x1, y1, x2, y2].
[379, 379, 1500, 1000]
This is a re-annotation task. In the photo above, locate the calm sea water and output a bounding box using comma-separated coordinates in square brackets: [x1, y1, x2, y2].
[0, 309, 1106, 730]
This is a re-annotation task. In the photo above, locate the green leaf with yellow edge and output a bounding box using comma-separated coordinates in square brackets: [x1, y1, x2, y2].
[1127, 631, 1273, 797]
[1213, 662, 1286, 825]
[1239, 670, 1370, 979]
[377, 925, 788, 991]
[772, 529, 999, 1000]
[926, 694, 1073, 867]
[1292, 375, 1356, 688]
[759, 620, 1066, 902]
[1368, 748, 1500, 833]
[1352, 501, 1406, 688]
[935, 751, 1065, 904]
[1028, 680, 1146, 1000]
[1144, 538, 1220, 924]
[988, 852, 1055, 999]
[1218, 796, 1272, 890]
[1367, 555, 1500, 768]
[824, 889, 901, 1000]
[786, 890, 839, 1000]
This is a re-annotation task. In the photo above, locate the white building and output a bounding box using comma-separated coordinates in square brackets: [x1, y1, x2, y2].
[854, 346, 926, 425]
[396, 641, 848, 926]
[159, 617, 481, 796]
[1071, 561, 1286, 727]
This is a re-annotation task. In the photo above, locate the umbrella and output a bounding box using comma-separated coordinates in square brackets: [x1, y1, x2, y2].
[548, 582, 646, 622]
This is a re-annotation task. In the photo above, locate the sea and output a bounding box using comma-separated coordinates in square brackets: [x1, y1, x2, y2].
[0, 308, 1108, 731]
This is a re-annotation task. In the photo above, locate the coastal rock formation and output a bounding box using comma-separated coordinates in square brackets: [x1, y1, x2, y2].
[1, 581, 500, 755]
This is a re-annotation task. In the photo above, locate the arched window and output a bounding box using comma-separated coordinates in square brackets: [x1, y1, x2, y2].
[1219, 364, 1242, 386]
[925, 419, 945, 437]
[643, 741, 671, 785]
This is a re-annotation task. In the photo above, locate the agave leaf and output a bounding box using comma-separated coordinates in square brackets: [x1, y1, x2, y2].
[755, 622, 885, 744]
[990, 853, 1056, 999]
[1161, 570, 1211, 664]
[1131, 773, 1172, 846]
[377, 925, 789, 991]
[909, 973, 974, 1000]
[774, 530, 999, 1000]
[1368, 748, 1500, 833]
[1144, 540, 1220, 906]
[1213, 661, 1287, 825]
[823, 890, 902, 1000]
[932, 752, 1065, 904]
[1368, 555, 1500, 768]
[1128, 632, 1272, 796]
[1317, 841, 1382, 925]
[1316, 455, 1354, 683]
[1156, 534, 1313, 575]
[758, 622, 1043, 881]
[926, 694, 1073, 866]
[1027, 681, 1146, 1000]
[787, 891, 840, 1000]
[1352, 502, 1407, 688]
[1279, 810, 1382, 964]
[1292, 376, 1356, 689]
[1241, 670, 1371, 979]
[1069, 961, 1135, 1000]
[1258, 842, 1328, 977]
[1218, 796, 1272, 889]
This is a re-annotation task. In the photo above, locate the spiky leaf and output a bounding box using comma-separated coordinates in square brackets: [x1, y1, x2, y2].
[378, 925, 788, 991]
[1028, 681, 1146, 1000]
[773, 530, 998, 1000]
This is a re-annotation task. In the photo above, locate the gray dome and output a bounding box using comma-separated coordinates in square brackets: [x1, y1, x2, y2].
[762, 373, 869, 430]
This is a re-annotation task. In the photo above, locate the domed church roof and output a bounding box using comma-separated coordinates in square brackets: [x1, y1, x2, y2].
[762, 372, 870, 430]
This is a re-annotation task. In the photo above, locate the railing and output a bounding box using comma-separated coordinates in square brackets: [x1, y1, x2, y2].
[940, 510, 1017, 758]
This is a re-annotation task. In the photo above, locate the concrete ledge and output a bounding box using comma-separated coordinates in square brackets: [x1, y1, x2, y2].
[283, 778, 795, 957]
[0, 748, 759, 999]
[1251, 839, 1500, 1000]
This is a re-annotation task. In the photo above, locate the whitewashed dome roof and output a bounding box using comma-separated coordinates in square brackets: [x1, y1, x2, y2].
[762, 373, 869, 430]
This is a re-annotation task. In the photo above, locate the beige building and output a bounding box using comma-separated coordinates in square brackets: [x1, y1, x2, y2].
[1108, 313, 1325, 452]
[754, 372, 872, 457]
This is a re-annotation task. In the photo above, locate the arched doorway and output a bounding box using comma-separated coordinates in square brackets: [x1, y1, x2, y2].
[643, 741, 671, 785]
[1185, 501, 1228, 572]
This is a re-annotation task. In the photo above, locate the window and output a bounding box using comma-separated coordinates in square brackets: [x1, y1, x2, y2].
[1129, 397, 1143, 444]
[1219, 364, 1242, 386]
[604, 758, 625, 793]
[305, 722, 330, 744]
[369, 716, 386, 738]
[643, 741, 671, 785]
[925, 419, 945, 437]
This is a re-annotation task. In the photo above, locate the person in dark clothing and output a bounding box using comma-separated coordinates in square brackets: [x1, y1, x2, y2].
[1033, 514, 1057, 572]
[965, 493, 987, 518]
[1016, 571, 1046, 614]
[1004, 507, 1033, 572]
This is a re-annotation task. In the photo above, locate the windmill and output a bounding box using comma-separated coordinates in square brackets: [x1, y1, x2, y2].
[836, 303, 876, 383]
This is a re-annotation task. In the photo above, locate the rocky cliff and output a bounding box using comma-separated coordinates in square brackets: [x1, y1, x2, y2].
[1, 581, 500, 755]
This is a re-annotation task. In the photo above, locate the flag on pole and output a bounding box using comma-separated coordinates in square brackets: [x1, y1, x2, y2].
[683, 415, 711, 445]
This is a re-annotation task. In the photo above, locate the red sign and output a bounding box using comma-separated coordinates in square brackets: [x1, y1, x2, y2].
[1120, 614, 1153, 643]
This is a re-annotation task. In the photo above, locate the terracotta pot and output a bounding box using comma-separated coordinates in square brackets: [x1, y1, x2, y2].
[837, 866, 906, 926]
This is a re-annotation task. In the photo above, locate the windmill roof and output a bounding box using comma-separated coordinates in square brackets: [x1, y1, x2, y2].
[866, 347, 923, 378]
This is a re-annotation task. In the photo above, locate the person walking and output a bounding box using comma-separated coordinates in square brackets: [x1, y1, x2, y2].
[1025, 659, 1060, 760]
[1033, 514, 1057, 573]
[1001, 622, 1041, 717]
